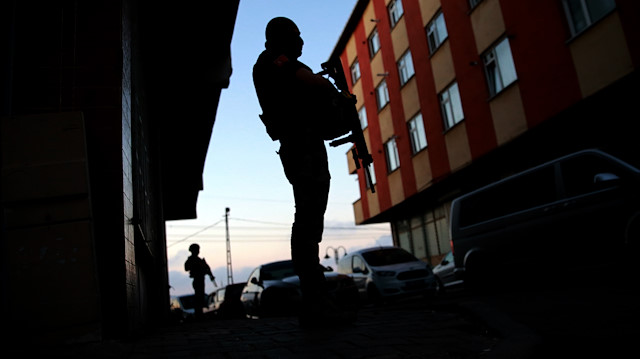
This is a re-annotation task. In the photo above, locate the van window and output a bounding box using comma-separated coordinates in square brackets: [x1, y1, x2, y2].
[560, 154, 624, 198]
[352, 256, 366, 272]
[361, 248, 418, 266]
[459, 165, 557, 227]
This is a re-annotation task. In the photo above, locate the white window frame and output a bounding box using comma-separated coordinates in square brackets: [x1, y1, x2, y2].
[369, 28, 381, 57]
[375, 79, 390, 111]
[427, 11, 448, 54]
[408, 113, 427, 154]
[357, 106, 368, 129]
[350, 58, 361, 84]
[397, 50, 415, 86]
[364, 162, 377, 190]
[562, 0, 616, 36]
[388, 0, 404, 28]
[483, 38, 518, 97]
[440, 82, 464, 130]
[385, 137, 400, 172]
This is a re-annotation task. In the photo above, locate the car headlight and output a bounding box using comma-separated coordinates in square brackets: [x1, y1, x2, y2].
[374, 270, 396, 277]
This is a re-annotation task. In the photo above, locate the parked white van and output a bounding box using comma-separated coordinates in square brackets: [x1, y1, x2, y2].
[337, 246, 437, 302]
[449, 149, 640, 289]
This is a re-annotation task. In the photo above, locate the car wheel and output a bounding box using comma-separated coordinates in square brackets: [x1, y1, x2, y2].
[435, 276, 446, 294]
[367, 283, 382, 305]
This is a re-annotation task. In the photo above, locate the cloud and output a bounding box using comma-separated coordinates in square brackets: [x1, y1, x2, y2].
[168, 270, 193, 297]
[167, 249, 190, 272]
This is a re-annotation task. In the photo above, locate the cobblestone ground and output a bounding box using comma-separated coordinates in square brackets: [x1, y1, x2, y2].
[36, 297, 500, 359]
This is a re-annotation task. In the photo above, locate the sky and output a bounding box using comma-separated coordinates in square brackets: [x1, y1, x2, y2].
[165, 0, 393, 297]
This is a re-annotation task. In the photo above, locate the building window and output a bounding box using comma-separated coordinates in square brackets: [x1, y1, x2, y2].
[350, 58, 361, 84]
[425, 206, 451, 258]
[469, 0, 483, 10]
[364, 162, 377, 190]
[562, 0, 616, 36]
[483, 38, 518, 96]
[397, 50, 415, 86]
[369, 28, 381, 57]
[358, 106, 368, 129]
[385, 137, 400, 172]
[388, 0, 404, 28]
[426, 11, 448, 54]
[375, 79, 390, 111]
[408, 113, 427, 154]
[440, 82, 464, 130]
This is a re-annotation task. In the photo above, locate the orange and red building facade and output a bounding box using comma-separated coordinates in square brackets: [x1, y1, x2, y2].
[331, 0, 639, 264]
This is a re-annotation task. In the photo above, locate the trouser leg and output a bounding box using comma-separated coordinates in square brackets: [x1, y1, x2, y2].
[193, 279, 205, 317]
[290, 179, 330, 307]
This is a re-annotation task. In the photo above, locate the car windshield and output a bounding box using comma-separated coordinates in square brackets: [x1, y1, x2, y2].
[362, 248, 418, 266]
[261, 260, 297, 280]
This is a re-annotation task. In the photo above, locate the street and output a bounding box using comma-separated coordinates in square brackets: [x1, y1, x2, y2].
[456, 281, 640, 358]
[10, 275, 638, 358]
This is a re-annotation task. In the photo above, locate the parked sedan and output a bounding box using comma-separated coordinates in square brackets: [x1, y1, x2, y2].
[337, 246, 437, 302]
[432, 252, 464, 293]
[240, 260, 358, 318]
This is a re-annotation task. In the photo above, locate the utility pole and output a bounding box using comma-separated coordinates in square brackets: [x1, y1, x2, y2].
[225, 207, 234, 285]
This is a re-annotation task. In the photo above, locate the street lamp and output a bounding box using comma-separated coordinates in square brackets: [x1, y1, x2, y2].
[324, 246, 347, 266]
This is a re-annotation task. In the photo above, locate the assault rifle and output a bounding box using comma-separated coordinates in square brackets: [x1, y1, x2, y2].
[320, 58, 375, 193]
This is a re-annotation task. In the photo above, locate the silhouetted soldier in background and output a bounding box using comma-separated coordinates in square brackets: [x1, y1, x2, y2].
[253, 17, 345, 327]
[184, 243, 216, 318]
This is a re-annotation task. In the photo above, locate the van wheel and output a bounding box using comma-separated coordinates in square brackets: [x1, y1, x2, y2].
[464, 256, 494, 293]
[625, 212, 640, 247]
[623, 212, 640, 269]
[367, 284, 382, 305]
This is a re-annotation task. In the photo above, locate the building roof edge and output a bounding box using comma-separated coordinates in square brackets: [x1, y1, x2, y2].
[329, 0, 371, 61]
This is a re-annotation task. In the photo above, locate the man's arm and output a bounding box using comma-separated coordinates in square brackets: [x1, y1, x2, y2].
[320, 58, 375, 193]
[296, 66, 335, 89]
[202, 258, 218, 287]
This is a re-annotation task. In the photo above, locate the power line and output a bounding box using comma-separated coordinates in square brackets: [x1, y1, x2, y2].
[166, 218, 225, 248]
[165, 216, 390, 247]
[168, 217, 390, 232]
[167, 232, 389, 239]
[166, 233, 390, 242]
[166, 237, 386, 243]
[229, 217, 290, 226]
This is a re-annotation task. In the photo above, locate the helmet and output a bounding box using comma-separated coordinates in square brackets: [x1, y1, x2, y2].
[265, 17, 300, 43]
[188, 243, 200, 253]
[265, 17, 303, 57]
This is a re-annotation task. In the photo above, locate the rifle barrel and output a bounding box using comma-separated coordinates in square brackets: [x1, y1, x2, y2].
[329, 135, 354, 147]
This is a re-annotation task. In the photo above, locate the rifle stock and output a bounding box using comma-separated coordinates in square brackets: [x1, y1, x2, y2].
[321, 58, 375, 193]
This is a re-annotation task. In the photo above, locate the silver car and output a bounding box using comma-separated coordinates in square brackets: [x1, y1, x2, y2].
[240, 260, 358, 318]
[432, 252, 464, 293]
[337, 246, 437, 302]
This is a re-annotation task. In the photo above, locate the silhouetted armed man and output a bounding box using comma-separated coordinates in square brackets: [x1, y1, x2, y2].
[253, 17, 345, 327]
[184, 243, 216, 318]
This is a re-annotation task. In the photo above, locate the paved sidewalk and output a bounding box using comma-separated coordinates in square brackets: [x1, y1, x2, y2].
[20, 298, 502, 359]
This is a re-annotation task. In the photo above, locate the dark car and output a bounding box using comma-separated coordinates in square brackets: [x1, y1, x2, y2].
[449, 149, 640, 289]
[210, 282, 246, 319]
[432, 252, 463, 293]
[169, 293, 214, 322]
[240, 260, 358, 318]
